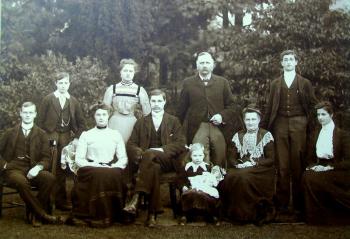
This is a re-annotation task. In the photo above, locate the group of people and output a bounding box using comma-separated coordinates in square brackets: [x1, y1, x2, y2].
[0, 50, 349, 228]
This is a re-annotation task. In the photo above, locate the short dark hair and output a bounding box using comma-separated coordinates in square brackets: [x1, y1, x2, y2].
[149, 89, 166, 100]
[119, 58, 139, 72]
[21, 101, 36, 112]
[90, 102, 112, 116]
[280, 50, 298, 61]
[315, 101, 334, 115]
[55, 72, 70, 82]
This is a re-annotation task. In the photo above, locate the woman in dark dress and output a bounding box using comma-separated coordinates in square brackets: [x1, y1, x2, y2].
[303, 101, 350, 225]
[71, 103, 128, 227]
[220, 107, 275, 224]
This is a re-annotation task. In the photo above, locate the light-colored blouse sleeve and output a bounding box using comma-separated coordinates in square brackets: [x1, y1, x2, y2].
[75, 132, 94, 168]
[113, 133, 128, 169]
[103, 85, 114, 106]
[139, 87, 151, 116]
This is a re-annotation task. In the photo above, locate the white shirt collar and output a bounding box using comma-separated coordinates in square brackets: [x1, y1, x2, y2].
[151, 110, 165, 118]
[54, 90, 70, 99]
[21, 122, 34, 130]
[283, 71, 296, 88]
[321, 120, 335, 132]
[185, 161, 208, 172]
[316, 120, 335, 159]
[199, 73, 212, 81]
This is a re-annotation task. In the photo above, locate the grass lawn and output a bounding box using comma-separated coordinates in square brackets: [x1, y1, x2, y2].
[1, 206, 350, 239]
[1, 181, 349, 239]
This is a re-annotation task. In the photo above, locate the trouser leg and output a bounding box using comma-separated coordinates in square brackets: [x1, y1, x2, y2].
[274, 117, 291, 209]
[208, 124, 226, 168]
[49, 131, 71, 206]
[193, 123, 211, 164]
[5, 170, 49, 219]
[289, 116, 307, 211]
[31, 171, 56, 213]
[193, 123, 226, 167]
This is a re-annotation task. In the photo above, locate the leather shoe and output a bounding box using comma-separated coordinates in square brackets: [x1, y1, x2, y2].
[44, 214, 68, 224]
[123, 194, 139, 215]
[145, 216, 156, 228]
[31, 215, 43, 227]
[179, 216, 187, 226]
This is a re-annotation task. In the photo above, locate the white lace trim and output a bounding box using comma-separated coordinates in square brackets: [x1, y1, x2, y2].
[232, 131, 274, 159]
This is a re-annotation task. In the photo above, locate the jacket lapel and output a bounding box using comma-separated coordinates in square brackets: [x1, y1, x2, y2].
[160, 113, 169, 145]
[144, 115, 153, 147]
[7, 125, 21, 159]
[52, 95, 62, 116]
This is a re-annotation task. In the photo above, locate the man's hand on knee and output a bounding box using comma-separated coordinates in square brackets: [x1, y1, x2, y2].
[27, 165, 44, 179]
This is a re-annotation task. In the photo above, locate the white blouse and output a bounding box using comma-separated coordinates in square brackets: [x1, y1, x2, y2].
[316, 120, 335, 159]
[75, 127, 128, 169]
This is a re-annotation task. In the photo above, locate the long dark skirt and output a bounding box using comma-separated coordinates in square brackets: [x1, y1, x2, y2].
[181, 189, 220, 216]
[303, 169, 350, 225]
[220, 166, 275, 222]
[72, 167, 126, 226]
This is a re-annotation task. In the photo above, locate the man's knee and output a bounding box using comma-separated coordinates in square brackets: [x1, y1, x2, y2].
[37, 170, 55, 186]
[5, 171, 30, 188]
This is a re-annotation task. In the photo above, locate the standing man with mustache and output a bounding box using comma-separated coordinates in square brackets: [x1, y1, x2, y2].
[261, 50, 318, 218]
[177, 52, 235, 167]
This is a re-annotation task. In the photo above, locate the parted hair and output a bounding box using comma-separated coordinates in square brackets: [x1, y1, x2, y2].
[119, 58, 140, 72]
[55, 72, 70, 82]
[280, 50, 298, 61]
[315, 101, 334, 115]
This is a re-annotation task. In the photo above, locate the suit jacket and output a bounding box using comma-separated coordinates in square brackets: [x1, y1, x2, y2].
[177, 74, 235, 144]
[127, 112, 186, 161]
[306, 127, 350, 170]
[38, 93, 86, 137]
[0, 124, 51, 171]
[261, 74, 318, 130]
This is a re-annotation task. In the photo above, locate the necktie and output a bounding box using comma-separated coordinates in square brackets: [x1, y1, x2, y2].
[59, 95, 66, 108]
[23, 129, 30, 137]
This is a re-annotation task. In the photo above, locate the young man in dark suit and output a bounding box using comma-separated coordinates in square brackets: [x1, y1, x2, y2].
[177, 52, 235, 167]
[261, 50, 318, 216]
[0, 102, 65, 226]
[38, 72, 85, 211]
[123, 89, 186, 227]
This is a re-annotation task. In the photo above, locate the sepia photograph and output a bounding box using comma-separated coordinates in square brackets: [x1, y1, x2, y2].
[0, 0, 349, 238]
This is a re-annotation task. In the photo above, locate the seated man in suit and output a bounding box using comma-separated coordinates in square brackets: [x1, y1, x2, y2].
[123, 89, 186, 227]
[0, 102, 65, 226]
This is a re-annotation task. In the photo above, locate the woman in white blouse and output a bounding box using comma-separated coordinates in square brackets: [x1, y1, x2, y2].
[303, 101, 350, 225]
[71, 103, 128, 227]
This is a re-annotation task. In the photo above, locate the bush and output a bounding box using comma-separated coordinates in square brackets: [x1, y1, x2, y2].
[0, 51, 109, 134]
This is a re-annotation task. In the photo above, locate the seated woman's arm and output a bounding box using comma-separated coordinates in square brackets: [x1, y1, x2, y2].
[111, 133, 128, 169]
[257, 140, 274, 167]
[75, 132, 98, 168]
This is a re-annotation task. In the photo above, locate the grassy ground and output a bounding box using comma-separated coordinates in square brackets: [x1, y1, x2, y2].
[1, 182, 350, 239]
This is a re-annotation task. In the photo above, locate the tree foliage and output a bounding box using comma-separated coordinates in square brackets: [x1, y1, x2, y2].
[0, 52, 108, 132]
[1, 0, 350, 132]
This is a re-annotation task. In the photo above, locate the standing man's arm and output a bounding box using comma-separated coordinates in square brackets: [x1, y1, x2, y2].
[37, 96, 49, 130]
[219, 79, 235, 124]
[0, 129, 10, 171]
[260, 82, 274, 129]
[177, 81, 189, 124]
[74, 99, 86, 138]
